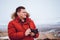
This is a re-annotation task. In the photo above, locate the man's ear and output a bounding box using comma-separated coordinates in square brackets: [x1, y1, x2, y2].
[17, 12, 19, 16]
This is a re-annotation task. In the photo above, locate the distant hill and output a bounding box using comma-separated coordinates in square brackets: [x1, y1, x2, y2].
[37, 23, 60, 32]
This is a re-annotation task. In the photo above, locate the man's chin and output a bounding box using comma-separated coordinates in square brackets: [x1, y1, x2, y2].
[23, 17, 26, 19]
[24, 16, 27, 18]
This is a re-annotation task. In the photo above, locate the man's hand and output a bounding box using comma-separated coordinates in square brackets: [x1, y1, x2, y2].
[30, 32, 35, 36]
[25, 28, 31, 36]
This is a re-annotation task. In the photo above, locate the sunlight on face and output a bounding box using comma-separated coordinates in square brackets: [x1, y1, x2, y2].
[17, 9, 27, 18]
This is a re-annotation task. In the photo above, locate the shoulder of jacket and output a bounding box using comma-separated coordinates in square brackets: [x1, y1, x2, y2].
[28, 18, 34, 22]
[8, 19, 15, 24]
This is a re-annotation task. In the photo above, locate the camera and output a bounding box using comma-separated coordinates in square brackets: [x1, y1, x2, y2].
[30, 29, 38, 34]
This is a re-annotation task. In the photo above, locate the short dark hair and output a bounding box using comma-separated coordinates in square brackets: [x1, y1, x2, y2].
[16, 6, 25, 13]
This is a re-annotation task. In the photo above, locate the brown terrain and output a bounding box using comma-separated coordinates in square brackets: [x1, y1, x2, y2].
[36, 32, 60, 40]
[0, 32, 60, 40]
[0, 32, 9, 40]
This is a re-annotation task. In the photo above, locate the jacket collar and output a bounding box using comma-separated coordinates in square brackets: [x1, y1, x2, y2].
[14, 16, 30, 24]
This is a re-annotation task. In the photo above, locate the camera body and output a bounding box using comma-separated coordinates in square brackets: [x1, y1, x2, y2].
[31, 29, 38, 34]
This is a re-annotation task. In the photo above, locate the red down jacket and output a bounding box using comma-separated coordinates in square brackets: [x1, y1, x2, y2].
[8, 17, 39, 40]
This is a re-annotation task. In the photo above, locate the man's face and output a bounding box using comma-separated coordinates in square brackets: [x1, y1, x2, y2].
[17, 9, 27, 18]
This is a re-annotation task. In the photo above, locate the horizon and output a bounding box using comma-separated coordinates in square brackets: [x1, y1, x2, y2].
[0, 23, 60, 32]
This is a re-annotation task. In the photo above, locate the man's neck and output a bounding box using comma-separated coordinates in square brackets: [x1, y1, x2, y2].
[20, 17, 25, 22]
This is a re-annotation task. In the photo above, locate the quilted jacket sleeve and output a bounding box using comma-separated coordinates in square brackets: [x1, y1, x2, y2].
[8, 21, 25, 39]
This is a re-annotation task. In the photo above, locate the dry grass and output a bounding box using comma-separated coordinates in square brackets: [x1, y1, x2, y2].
[36, 32, 60, 40]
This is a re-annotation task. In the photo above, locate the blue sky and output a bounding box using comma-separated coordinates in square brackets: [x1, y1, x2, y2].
[0, 0, 60, 25]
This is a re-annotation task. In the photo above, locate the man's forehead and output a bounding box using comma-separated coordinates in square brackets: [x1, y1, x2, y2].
[21, 9, 27, 12]
[21, 9, 26, 12]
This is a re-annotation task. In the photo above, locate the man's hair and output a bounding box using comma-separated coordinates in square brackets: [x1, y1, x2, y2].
[16, 6, 25, 13]
[11, 6, 30, 19]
